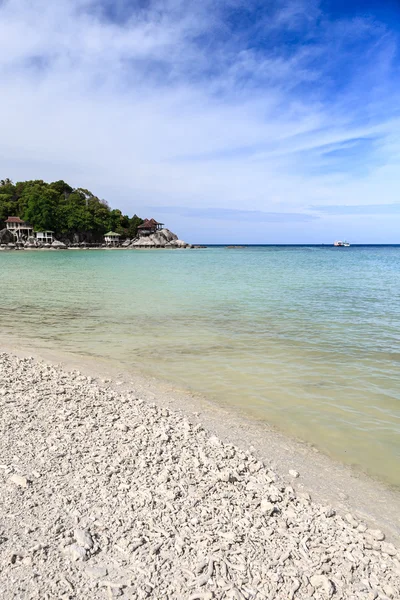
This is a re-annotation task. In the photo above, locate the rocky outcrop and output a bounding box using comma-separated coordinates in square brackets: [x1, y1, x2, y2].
[0, 228, 15, 244]
[130, 228, 191, 248]
[51, 240, 67, 249]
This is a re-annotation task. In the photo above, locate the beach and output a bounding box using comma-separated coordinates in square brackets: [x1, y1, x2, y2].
[1, 348, 400, 599]
[1, 246, 400, 488]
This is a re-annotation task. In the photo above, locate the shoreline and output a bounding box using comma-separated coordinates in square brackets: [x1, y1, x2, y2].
[1, 347, 400, 598]
[1, 348, 399, 599]
[0, 246, 202, 251]
[2, 340, 400, 546]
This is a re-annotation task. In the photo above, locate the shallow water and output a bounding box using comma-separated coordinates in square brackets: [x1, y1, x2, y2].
[1, 246, 399, 487]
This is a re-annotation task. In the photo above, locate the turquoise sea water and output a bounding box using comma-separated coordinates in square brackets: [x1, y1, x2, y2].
[0, 246, 399, 487]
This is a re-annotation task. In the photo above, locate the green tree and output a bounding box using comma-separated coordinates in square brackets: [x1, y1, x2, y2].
[23, 184, 59, 231]
[0, 177, 143, 240]
[128, 214, 144, 238]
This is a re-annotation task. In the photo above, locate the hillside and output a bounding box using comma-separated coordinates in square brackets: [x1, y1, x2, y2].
[0, 179, 143, 242]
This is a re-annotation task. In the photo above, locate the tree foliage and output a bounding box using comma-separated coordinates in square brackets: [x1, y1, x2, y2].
[0, 179, 143, 239]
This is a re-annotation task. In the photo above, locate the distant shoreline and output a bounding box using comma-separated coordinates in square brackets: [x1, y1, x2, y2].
[2, 244, 400, 250]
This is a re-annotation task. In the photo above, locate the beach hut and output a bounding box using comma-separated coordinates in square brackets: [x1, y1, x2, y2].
[104, 231, 121, 246]
[5, 217, 33, 239]
[35, 231, 54, 244]
[137, 218, 165, 236]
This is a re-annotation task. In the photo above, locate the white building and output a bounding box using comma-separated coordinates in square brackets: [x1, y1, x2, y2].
[104, 231, 121, 246]
[5, 217, 33, 239]
[36, 231, 54, 244]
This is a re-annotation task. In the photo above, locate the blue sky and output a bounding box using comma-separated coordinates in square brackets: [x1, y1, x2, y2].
[1, 0, 400, 243]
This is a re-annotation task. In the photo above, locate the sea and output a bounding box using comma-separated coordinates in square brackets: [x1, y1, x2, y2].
[1, 245, 399, 488]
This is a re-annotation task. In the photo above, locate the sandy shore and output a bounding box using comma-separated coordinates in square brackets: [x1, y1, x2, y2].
[0, 349, 400, 599]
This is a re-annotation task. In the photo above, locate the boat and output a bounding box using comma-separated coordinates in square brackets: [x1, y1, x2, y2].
[334, 240, 350, 247]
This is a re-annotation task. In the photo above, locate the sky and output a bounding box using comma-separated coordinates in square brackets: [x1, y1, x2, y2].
[1, 0, 400, 243]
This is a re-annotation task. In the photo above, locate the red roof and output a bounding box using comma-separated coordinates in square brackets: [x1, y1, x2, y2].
[5, 216, 26, 223]
[138, 218, 162, 229]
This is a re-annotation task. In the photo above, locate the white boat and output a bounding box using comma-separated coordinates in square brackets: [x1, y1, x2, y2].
[334, 240, 350, 247]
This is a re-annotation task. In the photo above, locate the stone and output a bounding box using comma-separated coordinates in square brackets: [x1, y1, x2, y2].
[289, 470, 300, 478]
[310, 575, 335, 597]
[74, 529, 93, 550]
[367, 529, 385, 541]
[1, 352, 400, 600]
[51, 240, 67, 249]
[345, 513, 359, 528]
[260, 498, 275, 514]
[0, 229, 14, 244]
[115, 422, 128, 432]
[381, 542, 397, 556]
[67, 543, 87, 561]
[9, 474, 28, 488]
[86, 565, 109, 579]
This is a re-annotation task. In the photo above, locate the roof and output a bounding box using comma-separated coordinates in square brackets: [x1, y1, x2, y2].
[104, 231, 120, 236]
[138, 218, 163, 229]
[5, 216, 28, 224]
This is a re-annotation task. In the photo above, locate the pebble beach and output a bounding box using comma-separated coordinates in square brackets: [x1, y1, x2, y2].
[1, 351, 400, 600]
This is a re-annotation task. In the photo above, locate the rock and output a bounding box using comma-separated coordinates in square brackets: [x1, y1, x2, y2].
[1, 352, 400, 600]
[9, 474, 28, 488]
[310, 575, 335, 597]
[0, 229, 14, 244]
[86, 565, 109, 579]
[345, 513, 359, 528]
[130, 228, 185, 248]
[383, 584, 396, 598]
[66, 543, 87, 561]
[289, 470, 300, 478]
[260, 498, 276, 514]
[115, 422, 128, 432]
[367, 529, 385, 541]
[381, 542, 397, 556]
[51, 240, 67, 249]
[74, 528, 93, 550]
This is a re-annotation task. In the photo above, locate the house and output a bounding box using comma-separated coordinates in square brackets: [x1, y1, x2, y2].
[5, 217, 33, 239]
[36, 231, 54, 244]
[137, 218, 164, 237]
[104, 231, 121, 246]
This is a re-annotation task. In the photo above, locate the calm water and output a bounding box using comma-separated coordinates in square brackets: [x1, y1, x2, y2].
[1, 247, 399, 487]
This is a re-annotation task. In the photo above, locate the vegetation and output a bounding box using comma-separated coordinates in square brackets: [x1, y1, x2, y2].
[0, 179, 143, 239]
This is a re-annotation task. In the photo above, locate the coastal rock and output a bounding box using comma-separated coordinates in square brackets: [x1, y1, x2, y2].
[130, 228, 183, 248]
[51, 240, 67, 249]
[0, 228, 14, 244]
[367, 529, 385, 541]
[172, 239, 189, 247]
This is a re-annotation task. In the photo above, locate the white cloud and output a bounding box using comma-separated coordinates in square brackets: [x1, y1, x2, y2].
[0, 0, 400, 242]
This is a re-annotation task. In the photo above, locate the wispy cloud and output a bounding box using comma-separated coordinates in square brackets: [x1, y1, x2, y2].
[145, 206, 316, 222]
[0, 0, 400, 242]
[310, 203, 400, 215]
